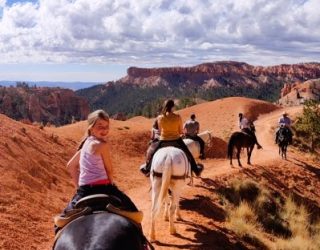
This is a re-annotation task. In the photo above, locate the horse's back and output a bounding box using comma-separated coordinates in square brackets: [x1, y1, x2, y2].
[229, 131, 254, 145]
[151, 147, 189, 176]
[54, 213, 143, 250]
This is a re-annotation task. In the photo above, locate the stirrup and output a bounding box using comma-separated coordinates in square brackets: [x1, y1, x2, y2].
[194, 163, 204, 177]
[140, 164, 150, 177]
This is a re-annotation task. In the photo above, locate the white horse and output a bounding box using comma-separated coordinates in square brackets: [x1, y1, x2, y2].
[149, 147, 190, 241]
[183, 130, 212, 159]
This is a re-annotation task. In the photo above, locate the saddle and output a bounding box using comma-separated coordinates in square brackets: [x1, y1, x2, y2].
[241, 128, 254, 137]
[54, 194, 143, 229]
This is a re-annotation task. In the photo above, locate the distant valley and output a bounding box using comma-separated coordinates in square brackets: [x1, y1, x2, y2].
[0, 81, 101, 90]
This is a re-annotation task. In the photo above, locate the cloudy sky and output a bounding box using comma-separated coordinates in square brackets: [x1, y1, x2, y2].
[0, 0, 319, 82]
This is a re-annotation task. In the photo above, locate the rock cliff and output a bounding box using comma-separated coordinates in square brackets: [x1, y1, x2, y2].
[119, 61, 320, 88]
[0, 85, 89, 125]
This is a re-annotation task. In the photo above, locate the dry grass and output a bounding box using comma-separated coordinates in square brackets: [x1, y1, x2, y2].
[226, 201, 272, 249]
[274, 196, 320, 250]
[227, 202, 259, 236]
[220, 179, 320, 250]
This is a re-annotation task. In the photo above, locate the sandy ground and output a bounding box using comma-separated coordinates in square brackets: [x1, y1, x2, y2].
[0, 97, 319, 250]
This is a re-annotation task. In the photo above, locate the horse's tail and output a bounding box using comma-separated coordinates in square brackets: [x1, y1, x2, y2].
[227, 135, 235, 159]
[154, 155, 172, 217]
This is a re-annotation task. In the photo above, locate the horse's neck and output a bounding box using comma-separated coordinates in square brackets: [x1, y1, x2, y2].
[280, 128, 288, 136]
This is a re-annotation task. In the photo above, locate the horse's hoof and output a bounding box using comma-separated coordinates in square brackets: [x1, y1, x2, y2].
[170, 228, 176, 235]
[149, 234, 155, 242]
[164, 216, 169, 222]
[176, 216, 182, 221]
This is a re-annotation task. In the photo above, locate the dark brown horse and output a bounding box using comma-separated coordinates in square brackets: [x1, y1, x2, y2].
[277, 127, 291, 159]
[54, 212, 146, 250]
[53, 195, 153, 250]
[227, 128, 257, 167]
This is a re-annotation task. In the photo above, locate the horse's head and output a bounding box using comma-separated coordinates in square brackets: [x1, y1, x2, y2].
[249, 123, 256, 133]
[278, 127, 290, 142]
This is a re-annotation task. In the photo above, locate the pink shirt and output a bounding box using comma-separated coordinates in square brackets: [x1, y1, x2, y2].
[78, 136, 109, 186]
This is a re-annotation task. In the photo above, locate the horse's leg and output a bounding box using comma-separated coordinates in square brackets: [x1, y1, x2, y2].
[169, 181, 183, 234]
[150, 177, 161, 241]
[247, 146, 254, 165]
[236, 146, 242, 167]
[163, 194, 170, 221]
[280, 144, 284, 159]
[246, 147, 250, 165]
[228, 141, 233, 166]
[284, 144, 287, 159]
[173, 182, 183, 221]
[169, 192, 176, 235]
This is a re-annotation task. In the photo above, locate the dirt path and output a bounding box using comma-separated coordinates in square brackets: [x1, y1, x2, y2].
[127, 106, 303, 249]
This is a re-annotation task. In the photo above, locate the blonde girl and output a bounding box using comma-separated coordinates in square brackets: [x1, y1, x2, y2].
[63, 109, 138, 213]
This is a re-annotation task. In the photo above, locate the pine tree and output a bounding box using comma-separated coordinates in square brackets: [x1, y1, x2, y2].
[295, 100, 320, 151]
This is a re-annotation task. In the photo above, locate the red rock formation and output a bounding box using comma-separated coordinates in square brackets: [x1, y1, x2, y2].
[118, 61, 320, 88]
[0, 86, 90, 125]
[278, 79, 320, 106]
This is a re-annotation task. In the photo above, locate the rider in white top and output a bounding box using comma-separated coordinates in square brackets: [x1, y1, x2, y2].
[275, 111, 293, 143]
[183, 113, 205, 159]
[238, 113, 262, 149]
[278, 114, 291, 127]
[239, 116, 250, 130]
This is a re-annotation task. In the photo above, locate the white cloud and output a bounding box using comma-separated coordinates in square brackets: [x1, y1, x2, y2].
[0, 0, 5, 8]
[0, 0, 319, 66]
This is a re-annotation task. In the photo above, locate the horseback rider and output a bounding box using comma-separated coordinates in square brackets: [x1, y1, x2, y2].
[238, 113, 262, 149]
[150, 118, 160, 143]
[140, 99, 203, 177]
[183, 113, 206, 159]
[275, 111, 293, 144]
[60, 110, 139, 217]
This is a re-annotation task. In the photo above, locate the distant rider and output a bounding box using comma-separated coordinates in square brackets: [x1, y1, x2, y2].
[150, 119, 160, 143]
[275, 111, 293, 144]
[239, 113, 262, 149]
[183, 113, 205, 159]
[140, 99, 203, 177]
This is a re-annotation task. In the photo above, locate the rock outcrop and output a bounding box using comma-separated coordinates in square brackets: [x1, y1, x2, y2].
[0, 85, 90, 125]
[278, 79, 320, 106]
